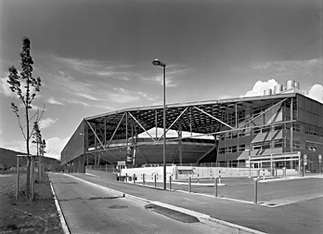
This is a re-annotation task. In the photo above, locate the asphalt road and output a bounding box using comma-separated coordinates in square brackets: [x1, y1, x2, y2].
[50, 173, 222, 234]
[67, 172, 323, 234]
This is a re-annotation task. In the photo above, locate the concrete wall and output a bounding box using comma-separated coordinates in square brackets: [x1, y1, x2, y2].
[120, 166, 299, 182]
[86, 168, 117, 180]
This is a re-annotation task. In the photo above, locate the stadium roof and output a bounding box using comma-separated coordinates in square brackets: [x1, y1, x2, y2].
[84, 92, 298, 141]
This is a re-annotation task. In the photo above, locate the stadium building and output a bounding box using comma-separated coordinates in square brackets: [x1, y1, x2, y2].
[61, 80, 323, 175]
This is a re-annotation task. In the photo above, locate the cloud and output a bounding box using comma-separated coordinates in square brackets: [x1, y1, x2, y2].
[48, 97, 64, 105]
[250, 58, 322, 80]
[242, 80, 323, 104]
[307, 84, 323, 103]
[143, 65, 193, 87]
[56, 57, 134, 81]
[39, 117, 57, 129]
[109, 88, 156, 104]
[76, 93, 100, 101]
[0, 76, 16, 97]
[1, 136, 69, 160]
[45, 137, 69, 160]
[242, 79, 278, 97]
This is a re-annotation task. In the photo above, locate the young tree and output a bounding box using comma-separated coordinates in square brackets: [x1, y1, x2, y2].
[7, 37, 42, 198]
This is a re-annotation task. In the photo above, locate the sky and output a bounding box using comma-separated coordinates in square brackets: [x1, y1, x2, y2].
[0, 0, 322, 160]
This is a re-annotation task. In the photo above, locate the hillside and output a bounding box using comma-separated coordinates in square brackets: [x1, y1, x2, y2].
[0, 147, 61, 171]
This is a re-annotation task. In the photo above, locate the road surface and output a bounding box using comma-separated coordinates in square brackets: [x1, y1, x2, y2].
[49, 173, 220, 234]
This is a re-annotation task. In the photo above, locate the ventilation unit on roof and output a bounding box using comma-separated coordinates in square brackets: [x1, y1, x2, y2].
[274, 84, 283, 94]
[263, 88, 272, 96]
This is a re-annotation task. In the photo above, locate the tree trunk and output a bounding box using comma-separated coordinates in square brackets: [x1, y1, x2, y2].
[25, 104, 31, 198]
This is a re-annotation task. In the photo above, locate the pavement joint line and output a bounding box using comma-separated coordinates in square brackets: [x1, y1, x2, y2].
[64, 173, 126, 198]
[176, 189, 256, 205]
[150, 201, 266, 234]
[66, 173, 266, 234]
[48, 174, 71, 234]
[260, 193, 323, 208]
[85, 173, 99, 177]
[259, 175, 323, 183]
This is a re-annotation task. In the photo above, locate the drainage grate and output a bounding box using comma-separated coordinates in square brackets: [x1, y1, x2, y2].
[267, 203, 276, 206]
[108, 205, 128, 209]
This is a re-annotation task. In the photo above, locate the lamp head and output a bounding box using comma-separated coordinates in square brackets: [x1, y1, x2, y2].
[152, 59, 166, 67]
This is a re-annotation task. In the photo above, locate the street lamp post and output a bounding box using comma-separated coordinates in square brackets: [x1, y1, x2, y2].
[152, 59, 167, 190]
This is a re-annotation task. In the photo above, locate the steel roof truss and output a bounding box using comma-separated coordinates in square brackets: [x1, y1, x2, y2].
[238, 98, 287, 130]
[86, 120, 105, 150]
[128, 112, 156, 143]
[193, 106, 236, 131]
[107, 113, 126, 148]
[158, 107, 189, 142]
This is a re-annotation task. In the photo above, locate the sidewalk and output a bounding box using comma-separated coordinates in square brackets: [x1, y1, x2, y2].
[68, 173, 323, 234]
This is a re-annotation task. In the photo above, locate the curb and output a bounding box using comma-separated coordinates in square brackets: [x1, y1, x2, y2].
[49, 175, 71, 234]
[67, 174, 267, 234]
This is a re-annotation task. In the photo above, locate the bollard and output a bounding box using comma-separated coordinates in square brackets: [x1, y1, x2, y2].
[133, 174, 136, 184]
[143, 174, 145, 185]
[188, 177, 191, 193]
[125, 173, 128, 182]
[214, 177, 218, 197]
[262, 169, 265, 181]
[283, 167, 286, 179]
[197, 174, 199, 183]
[169, 175, 172, 190]
[254, 178, 258, 204]
[154, 174, 157, 187]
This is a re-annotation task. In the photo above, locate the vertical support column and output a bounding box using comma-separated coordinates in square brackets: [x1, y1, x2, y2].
[94, 123, 98, 167]
[155, 110, 158, 139]
[178, 119, 183, 166]
[133, 124, 138, 167]
[104, 116, 107, 148]
[126, 112, 128, 147]
[290, 97, 294, 153]
[235, 103, 238, 129]
[189, 107, 192, 136]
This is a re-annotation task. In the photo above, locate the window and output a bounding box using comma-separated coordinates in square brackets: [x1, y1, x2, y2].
[218, 147, 225, 154]
[238, 144, 246, 152]
[253, 127, 261, 134]
[262, 141, 271, 149]
[274, 125, 282, 131]
[232, 146, 237, 153]
[273, 139, 283, 148]
[252, 142, 262, 150]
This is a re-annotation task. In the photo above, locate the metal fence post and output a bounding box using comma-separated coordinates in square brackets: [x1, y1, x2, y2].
[214, 177, 218, 197]
[133, 174, 136, 184]
[16, 156, 20, 200]
[254, 178, 258, 204]
[143, 174, 145, 185]
[169, 175, 172, 190]
[154, 174, 157, 187]
[188, 177, 191, 193]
